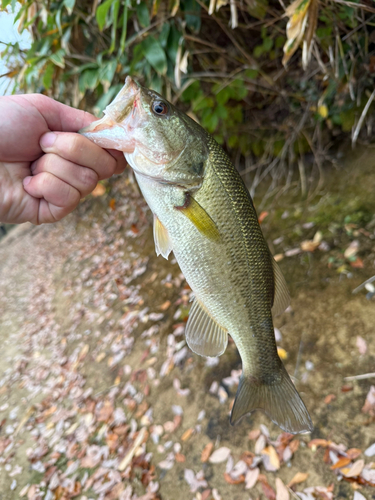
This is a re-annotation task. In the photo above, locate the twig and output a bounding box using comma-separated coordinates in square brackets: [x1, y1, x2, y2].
[344, 373, 375, 381]
[352, 89, 375, 146]
[352, 275, 375, 294]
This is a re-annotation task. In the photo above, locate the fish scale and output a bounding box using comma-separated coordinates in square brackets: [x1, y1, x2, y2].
[80, 76, 313, 434]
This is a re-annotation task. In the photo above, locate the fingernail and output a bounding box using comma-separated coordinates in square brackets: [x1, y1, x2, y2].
[23, 176, 32, 187]
[40, 132, 56, 148]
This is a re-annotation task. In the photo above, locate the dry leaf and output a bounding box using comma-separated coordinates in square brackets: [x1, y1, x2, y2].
[362, 386, 375, 416]
[261, 480, 276, 500]
[262, 446, 280, 470]
[283, 0, 320, 69]
[91, 183, 106, 196]
[209, 447, 231, 464]
[330, 457, 352, 470]
[181, 428, 194, 441]
[300, 231, 323, 252]
[224, 472, 245, 484]
[201, 442, 214, 463]
[288, 472, 309, 487]
[324, 394, 336, 404]
[255, 434, 267, 455]
[275, 477, 290, 500]
[356, 336, 367, 355]
[344, 240, 359, 259]
[175, 453, 186, 462]
[245, 467, 259, 489]
[343, 459, 364, 478]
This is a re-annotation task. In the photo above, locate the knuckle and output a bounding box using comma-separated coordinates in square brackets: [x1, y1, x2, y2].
[80, 167, 98, 189]
[65, 134, 82, 157]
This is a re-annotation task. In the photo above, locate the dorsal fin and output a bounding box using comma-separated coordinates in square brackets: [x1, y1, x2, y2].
[185, 298, 228, 357]
[271, 257, 290, 317]
[175, 193, 220, 241]
[153, 215, 172, 260]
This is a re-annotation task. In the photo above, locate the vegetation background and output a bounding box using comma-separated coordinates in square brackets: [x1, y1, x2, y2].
[2, 0, 375, 198]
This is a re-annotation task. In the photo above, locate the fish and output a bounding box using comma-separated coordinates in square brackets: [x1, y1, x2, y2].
[80, 76, 313, 434]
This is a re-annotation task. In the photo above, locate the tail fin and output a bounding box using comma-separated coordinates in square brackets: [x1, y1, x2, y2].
[230, 368, 313, 434]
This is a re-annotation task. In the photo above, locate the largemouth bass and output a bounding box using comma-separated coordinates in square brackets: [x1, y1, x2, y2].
[80, 77, 313, 434]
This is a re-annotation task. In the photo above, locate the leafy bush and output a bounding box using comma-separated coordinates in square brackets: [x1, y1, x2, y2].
[2, 0, 375, 192]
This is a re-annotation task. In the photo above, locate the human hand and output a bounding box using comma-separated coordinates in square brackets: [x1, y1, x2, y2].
[0, 94, 127, 224]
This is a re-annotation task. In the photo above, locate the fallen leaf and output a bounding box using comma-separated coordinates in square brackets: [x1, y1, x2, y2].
[209, 447, 231, 464]
[330, 457, 352, 470]
[258, 211, 269, 224]
[262, 446, 280, 470]
[91, 183, 106, 196]
[288, 472, 309, 488]
[275, 477, 290, 500]
[343, 459, 364, 478]
[362, 386, 375, 416]
[344, 240, 359, 259]
[347, 448, 362, 460]
[365, 443, 375, 457]
[261, 479, 276, 500]
[350, 257, 364, 268]
[109, 198, 116, 210]
[181, 428, 194, 442]
[356, 336, 367, 355]
[353, 492, 367, 500]
[118, 427, 147, 471]
[324, 394, 336, 404]
[159, 300, 171, 311]
[175, 453, 186, 462]
[308, 439, 329, 449]
[224, 472, 245, 484]
[201, 442, 214, 463]
[277, 347, 288, 360]
[249, 429, 261, 440]
[301, 231, 323, 252]
[245, 467, 259, 489]
[255, 434, 267, 454]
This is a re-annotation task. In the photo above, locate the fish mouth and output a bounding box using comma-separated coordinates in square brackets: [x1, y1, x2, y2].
[79, 76, 142, 153]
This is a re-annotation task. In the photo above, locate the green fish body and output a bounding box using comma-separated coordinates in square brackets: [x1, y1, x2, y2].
[80, 77, 313, 434]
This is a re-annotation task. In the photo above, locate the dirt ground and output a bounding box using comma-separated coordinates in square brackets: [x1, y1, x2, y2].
[0, 148, 375, 500]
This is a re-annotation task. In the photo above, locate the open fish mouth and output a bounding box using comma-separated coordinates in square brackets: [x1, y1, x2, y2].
[79, 76, 143, 153]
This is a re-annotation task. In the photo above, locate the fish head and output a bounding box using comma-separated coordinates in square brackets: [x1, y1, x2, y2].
[80, 76, 208, 187]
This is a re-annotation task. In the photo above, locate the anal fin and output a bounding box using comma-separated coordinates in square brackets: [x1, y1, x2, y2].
[230, 366, 313, 434]
[186, 299, 228, 357]
[153, 215, 172, 260]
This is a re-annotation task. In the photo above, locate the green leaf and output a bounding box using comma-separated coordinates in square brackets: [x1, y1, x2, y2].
[141, 36, 167, 75]
[216, 87, 231, 105]
[43, 62, 54, 90]
[1, 0, 12, 9]
[245, 68, 258, 79]
[96, 0, 114, 31]
[216, 104, 228, 120]
[262, 37, 273, 52]
[109, 0, 120, 53]
[183, 0, 201, 32]
[253, 45, 263, 58]
[95, 84, 122, 114]
[79, 68, 99, 92]
[193, 96, 214, 112]
[63, 0, 75, 15]
[98, 59, 117, 84]
[119, 0, 129, 53]
[136, 2, 150, 28]
[159, 22, 170, 48]
[49, 49, 65, 68]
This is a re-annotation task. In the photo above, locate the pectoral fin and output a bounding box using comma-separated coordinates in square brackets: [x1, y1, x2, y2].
[186, 299, 228, 357]
[153, 215, 172, 259]
[271, 257, 290, 317]
[175, 193, 220, 241]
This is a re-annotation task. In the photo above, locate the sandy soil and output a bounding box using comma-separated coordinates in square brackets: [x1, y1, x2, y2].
[0, 149, 375, 500]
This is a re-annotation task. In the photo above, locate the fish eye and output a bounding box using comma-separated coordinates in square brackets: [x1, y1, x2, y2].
[152, 100, 169, 117]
